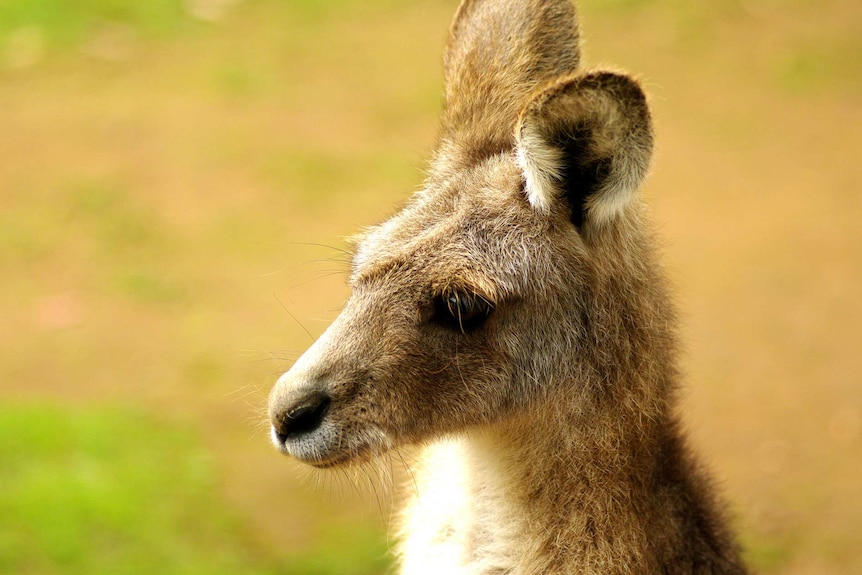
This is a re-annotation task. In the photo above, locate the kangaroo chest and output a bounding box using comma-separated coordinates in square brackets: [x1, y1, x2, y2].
[398, 439, 532, 575]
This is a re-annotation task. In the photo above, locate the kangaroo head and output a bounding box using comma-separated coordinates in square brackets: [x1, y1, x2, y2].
[268, 0, 653, 468]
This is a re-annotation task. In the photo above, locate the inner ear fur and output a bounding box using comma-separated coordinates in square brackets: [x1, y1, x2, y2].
[515, 71, 654, 227]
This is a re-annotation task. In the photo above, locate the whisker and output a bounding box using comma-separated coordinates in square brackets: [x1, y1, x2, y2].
[273, 292, 315, 341]
[286, 241, 353, 257]
[288, 271, 349, 290]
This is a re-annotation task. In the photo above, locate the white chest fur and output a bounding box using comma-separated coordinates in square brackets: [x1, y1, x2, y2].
[398, 438, 525, 575]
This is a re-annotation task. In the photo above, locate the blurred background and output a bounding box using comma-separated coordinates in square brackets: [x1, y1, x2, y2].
[1, 0, 860, 573]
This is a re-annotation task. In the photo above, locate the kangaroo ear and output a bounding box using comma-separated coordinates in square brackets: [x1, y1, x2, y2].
[441, 0, 580, 163]
[515, 71, 653, 227]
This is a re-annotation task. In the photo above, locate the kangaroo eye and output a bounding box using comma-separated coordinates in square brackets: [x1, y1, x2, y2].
[433, 291, 493, 333]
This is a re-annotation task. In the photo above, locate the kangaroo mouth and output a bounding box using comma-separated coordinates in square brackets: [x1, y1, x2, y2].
[270, 421, 390, 469]
[306, 447, 375, 469]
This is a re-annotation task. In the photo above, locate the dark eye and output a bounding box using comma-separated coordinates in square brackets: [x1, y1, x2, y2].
[433, 291, 494, 333]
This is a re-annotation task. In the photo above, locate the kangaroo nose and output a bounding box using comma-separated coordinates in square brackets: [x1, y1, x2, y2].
[272, 391, 332, 444]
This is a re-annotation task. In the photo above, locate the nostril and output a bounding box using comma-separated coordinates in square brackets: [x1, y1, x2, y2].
[274, 428, 289, 445]
[275, 392, 331, 442]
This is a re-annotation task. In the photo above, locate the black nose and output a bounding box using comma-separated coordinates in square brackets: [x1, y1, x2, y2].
[273, 391, 331, 444]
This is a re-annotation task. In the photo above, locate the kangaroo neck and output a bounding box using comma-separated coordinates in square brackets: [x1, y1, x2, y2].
[461, 401, 676, 574]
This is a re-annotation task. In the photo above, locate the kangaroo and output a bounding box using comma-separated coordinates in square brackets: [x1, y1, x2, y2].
[268, 0, 749, 573]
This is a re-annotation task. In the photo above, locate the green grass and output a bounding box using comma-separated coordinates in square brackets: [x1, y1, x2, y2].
[771, 36, 862, 97]
[0, 0, 188, 49]
[741, 526, 797, 573]
[0, 0, 406, 54]
[0, 404, 390, 575]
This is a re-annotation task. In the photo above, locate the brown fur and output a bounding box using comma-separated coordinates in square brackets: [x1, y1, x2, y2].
[268, 1, 749, 573]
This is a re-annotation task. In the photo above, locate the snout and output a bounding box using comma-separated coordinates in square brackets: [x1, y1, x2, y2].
[267, 310, 392, 467]
[267, 368, 337, 462]
[271, 389, 331, 445]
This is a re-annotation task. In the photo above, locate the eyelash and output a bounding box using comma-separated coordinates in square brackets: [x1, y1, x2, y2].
[432, 291, 494, 333]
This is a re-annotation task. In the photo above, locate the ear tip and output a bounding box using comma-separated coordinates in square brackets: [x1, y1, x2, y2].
[577, 71, 651, 111]
[513, 67, 655, 225]
[518, 69, 652, 124]
[517, 70, 654, 146]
